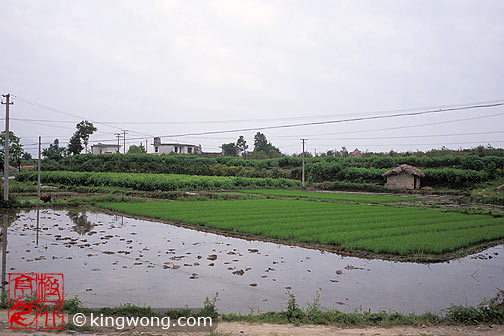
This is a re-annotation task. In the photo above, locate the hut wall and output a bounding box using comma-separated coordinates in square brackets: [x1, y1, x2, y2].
[385, 172, 415, 190]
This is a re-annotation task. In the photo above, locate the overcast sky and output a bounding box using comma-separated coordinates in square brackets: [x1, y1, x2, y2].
[1, 0, 503, 156]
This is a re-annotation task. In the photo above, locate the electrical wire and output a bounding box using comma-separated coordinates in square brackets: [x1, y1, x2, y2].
[9, 94, 504, 151]
[296, 130, 504, 141]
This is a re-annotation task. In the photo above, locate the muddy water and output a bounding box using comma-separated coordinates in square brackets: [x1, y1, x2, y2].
[1, 209, 503, 314]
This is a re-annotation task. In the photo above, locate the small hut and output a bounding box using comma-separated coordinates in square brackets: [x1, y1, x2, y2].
[383, 164, 425, 190]
[349, 148, 362, 157]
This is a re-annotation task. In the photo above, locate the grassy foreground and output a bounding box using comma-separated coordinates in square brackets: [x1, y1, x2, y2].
[241, 189, 420, 202]
[6, 290, 502, 328]
[97, 199, 504, 258]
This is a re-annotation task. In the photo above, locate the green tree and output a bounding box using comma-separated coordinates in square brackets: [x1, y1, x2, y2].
[22, 152, 33, 160]
[253, 132, 268, 152]
[236, 136, 248, 157]
[127, 143, 147, 154]
[221, 142, 238, 156]
[76, 120, 97, 153]
[0, 131, 25, 170]
[253, 132, 281, 158]
[68, 133, 83, 155]
[42, 139, 66, 161]
[340, 146, 349, 157]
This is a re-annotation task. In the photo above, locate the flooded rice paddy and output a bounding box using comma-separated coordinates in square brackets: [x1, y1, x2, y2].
[1, 208, 503, 314]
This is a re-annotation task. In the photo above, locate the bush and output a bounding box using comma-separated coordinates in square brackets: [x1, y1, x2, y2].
[39, 153, 502, 188]
[16, 171, 301, 191]
[317, 181, 389, 193]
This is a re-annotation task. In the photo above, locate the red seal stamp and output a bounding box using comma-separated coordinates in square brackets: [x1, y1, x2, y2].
[8, 273, 64, 330]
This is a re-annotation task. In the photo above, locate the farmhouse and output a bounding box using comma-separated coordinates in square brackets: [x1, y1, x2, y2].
[153, 137, 202, 155]
[91, 143, 120, 154]
[383, 164, 425, 190]
[349, 148, 362, 157]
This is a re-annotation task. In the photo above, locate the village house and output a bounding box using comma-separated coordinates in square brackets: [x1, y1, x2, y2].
[349, 148, 362, 157]
[152, 137, 202, 155]
[91, 143, 120, 154]
[383, 164, 425, 190]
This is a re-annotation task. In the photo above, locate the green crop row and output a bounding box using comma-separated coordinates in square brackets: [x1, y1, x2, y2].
[240, 189, 419, 203]
[15, 171, 301, 191]
[97, 199, 504, 258]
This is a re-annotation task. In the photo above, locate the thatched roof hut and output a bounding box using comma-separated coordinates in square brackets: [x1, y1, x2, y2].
[383, 164, 424, 190]
[383, 164, 425, 178]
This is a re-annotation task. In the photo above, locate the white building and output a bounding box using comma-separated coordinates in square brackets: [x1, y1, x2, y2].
[153, 137, 201, 155]
[91, 143, 120, 154]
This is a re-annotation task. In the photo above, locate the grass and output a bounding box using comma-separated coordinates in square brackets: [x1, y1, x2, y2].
[223, 289, 504, 326]
[241, 189, 420, 203]
[470, 177, 504, 205]
[3, 291, 504, 328]
[97, 199, 504, 258]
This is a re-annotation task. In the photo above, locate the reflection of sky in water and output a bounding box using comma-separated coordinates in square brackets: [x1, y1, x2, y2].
[1, 209, 503, 314]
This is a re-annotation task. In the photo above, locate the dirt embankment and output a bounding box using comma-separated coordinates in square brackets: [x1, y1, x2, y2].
[0, 309, 502, 336]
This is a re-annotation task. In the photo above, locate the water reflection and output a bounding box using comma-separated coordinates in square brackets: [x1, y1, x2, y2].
[67, 211, 94, 235]
[1, 210, 20, 293]
[2, 209, 503, 314]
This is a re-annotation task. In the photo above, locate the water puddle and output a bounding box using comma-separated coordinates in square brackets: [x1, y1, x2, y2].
[1, 208, 503, 314]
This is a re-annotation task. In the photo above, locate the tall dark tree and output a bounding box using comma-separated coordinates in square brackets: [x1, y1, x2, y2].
[67, 120, 97, 155]
[221, 142, 238, 156]
[0, 131, 25, 170]
[236, 136, 248, 157]
[253, 132, 268, 152]
[68, 133, 83, 155]
[252, 132, 281, 158]
[76, 120, 97, 153]
[42, 139, 66, 161]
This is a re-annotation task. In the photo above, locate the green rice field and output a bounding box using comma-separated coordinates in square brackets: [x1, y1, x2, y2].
[241, 189, 420, 203]
[97, 199, 504, 258]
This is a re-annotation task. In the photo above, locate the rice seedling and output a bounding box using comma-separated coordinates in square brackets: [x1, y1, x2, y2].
[97, 199, 504, 258]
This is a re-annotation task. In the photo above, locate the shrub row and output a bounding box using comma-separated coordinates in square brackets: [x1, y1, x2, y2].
[16, 171, 301, 191]
[39, 154, 496, 189]
[300, 166, 490, 188]
[43, 153, 504, 173]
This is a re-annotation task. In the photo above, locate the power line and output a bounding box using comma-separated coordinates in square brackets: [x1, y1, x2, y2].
[84, 106, 504, 145]
[129, 102, 504, 141]
[11, 95, 155, 138]
[11, 95, 504, 139]
[272, 111, 504, 139]
[10, 97, 504, 125]
[10, 94, 504, 150]
[281, 140, 504, 149]
[300, 130, 504, 141]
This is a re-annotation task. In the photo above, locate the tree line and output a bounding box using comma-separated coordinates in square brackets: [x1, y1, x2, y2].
[221, 132, 281, 158]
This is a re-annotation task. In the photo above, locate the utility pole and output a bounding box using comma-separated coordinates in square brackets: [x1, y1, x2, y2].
[122, 130, 128, 154]
[1, 215, 7, 294]
[301, 139, 307, 187]
[114, 133, 121, 153]
[145, 139, 148, 153]
[37, 136, 41, 198]
[2, 94, 13, 201]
